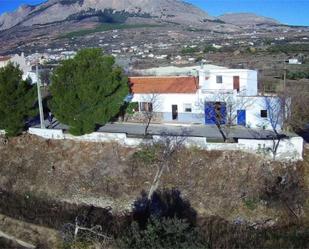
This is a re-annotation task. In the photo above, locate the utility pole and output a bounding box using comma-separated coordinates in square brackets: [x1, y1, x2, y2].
[283, 60, 287, 92]
[36, 63, 45, 129]
[282, 59, 288, 130]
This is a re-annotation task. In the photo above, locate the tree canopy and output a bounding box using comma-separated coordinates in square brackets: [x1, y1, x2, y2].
[0, 63, 36, 137]
[49, 48, 129, 135]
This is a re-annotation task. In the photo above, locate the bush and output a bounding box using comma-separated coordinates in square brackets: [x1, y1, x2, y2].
[125, 102, 138, 115]
[243, 198, 258, 210]
[203, 45, 218, 53]
[181, 47, 199, 55]
[118, 217, 208, 249]
[287, 71, 309, 80]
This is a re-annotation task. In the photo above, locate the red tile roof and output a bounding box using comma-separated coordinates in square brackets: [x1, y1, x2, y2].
[0, 56, 11, 62]
[129, 76, 198, 94]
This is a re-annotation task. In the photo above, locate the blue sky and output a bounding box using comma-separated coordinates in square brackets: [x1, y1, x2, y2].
[0, 0, 308, 26]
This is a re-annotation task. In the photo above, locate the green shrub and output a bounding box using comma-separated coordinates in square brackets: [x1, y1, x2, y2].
[126, 102, 138, 115]
[118, 217, 208, 249]
[203, 45, 218, 53]
[243, 198, 258, 210]
[287, 71, 309, 80]
[132, 146, 157, 164]
[181, 47, 199, 54]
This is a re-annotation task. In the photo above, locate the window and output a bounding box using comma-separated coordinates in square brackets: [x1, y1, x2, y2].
[261, 110, 268, 118]
[216, 75, 223, 84]
[140, 102, 153, 112]
[184, 103, 192, 112]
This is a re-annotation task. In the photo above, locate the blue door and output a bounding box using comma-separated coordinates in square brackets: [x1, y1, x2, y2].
[237, 110, 246, 126]
[205, 102, 216, 124]
[205, 102, 226, 124]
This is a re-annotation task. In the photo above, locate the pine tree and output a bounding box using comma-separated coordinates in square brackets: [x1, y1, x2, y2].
[0, 63, 36, 137]
[49, 48, 129, 135]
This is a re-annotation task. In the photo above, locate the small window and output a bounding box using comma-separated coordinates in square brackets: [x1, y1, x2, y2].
[261, 110, 268, 118]
[184, 103, 192, 112]
[140, 102, 153, 112]
[216, 75, 223, 84]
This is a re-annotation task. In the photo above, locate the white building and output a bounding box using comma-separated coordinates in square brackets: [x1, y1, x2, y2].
[0, 53, 34, 82]
[129, 65, 283, 131]
[288, 58, 302, 65]
[0, 53, 31, 74]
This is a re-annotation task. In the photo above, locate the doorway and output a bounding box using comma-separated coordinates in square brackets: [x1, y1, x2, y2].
[237, 110, 246, 126]
[172, 105, 178, 120]
[233, 76, 240, 92]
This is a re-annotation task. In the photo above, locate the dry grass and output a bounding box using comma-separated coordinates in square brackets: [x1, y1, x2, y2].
[0, 214, 61, 248]
[0, 134, 306, 225]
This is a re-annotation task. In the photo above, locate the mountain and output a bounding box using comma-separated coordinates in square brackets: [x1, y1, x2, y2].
[218, 13, 280, 27]
[0, 0, 213, 31]
[0, 0, 288, 55]
[0, 5, 35, 31]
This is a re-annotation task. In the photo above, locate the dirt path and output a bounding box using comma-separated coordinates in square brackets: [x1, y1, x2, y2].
[0, 213, 61, 249]
[0, 230, 36, 249]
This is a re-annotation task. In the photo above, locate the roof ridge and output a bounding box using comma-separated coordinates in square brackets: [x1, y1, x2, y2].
[129, 76, 196, 78]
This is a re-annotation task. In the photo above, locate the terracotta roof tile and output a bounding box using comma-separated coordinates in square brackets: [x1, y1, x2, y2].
[129, 76, 198, 94]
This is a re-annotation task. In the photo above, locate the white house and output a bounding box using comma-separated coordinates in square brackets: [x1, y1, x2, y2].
[129, 65, 283, 131]
[288, 58, 302, 65]
[0, 53, 34, 82]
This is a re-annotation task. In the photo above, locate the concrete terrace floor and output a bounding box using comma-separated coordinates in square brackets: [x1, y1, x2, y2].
[33, 119, 280, 140]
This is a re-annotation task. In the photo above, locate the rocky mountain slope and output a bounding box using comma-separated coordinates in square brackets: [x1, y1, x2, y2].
[218, 12, 279, 27]
[0, 0, 213, 31]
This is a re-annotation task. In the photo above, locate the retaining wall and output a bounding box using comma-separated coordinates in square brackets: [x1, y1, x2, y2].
[27, 128, 303, 161]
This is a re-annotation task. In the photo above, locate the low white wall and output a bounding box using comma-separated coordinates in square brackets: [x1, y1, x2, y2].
[64, 132, 127, 143]
[238, 137, 304, 161]
[153, 135, 207, 149]
[206, 143, 246, 151]
[28, 128, 64, 139]
[27, 128, 303, 161]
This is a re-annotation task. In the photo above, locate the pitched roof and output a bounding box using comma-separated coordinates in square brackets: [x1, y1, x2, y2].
[0, 56, 11, 62]
[129, 76, 198, 94]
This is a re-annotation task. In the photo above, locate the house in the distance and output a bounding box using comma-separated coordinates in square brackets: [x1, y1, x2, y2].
[129, 65, 283, 131]
[0, 53, 34, 82]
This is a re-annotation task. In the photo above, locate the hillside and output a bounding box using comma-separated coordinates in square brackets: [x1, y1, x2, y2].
[0, 134, 308, 248]
[218, 12, 280, 27]
[0, 0, 213, 31]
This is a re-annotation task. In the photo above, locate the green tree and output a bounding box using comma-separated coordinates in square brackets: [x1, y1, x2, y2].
[49, 48, 129, 135]
[0, 63, 36, 137]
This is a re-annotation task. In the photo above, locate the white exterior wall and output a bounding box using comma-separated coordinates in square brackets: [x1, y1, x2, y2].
[244, 96, 282, 130]
[10, 53, 31, 73]
[132, 93, 282, 130]
[22, 71, 38, 84]
[199, 94, 282, 130]
[199, 69, 258, 96]
[132, 93, 199, 113]
[0, 53, 32, 80]
[130, 66, 284, 129]
[132, 93, 203, 123]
